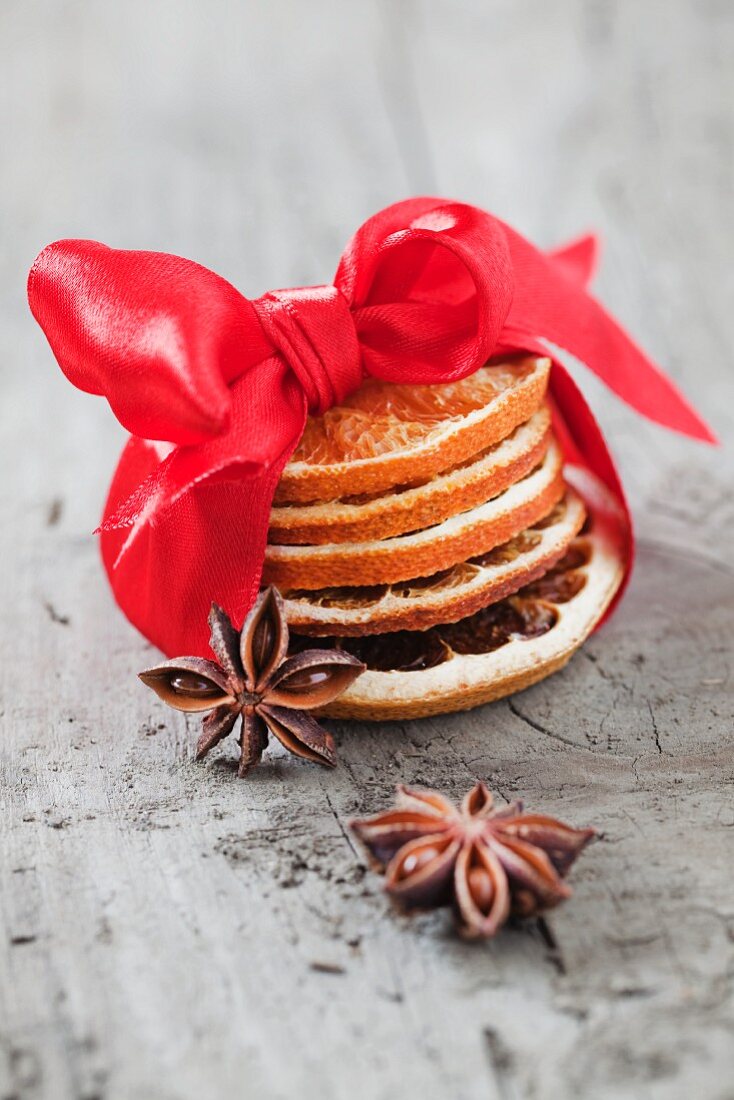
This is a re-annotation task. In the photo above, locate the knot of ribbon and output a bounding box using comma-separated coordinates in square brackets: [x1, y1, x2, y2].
[28, 196, 713, 657]
[252, 284, 362, 414]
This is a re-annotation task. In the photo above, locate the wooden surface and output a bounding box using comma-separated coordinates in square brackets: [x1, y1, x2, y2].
[2, 2, 733, 1098]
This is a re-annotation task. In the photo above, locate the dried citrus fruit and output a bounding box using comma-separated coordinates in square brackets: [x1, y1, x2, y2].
[282, 490, 586, 636]
[275, 356, 550, 504]
[269, 406, 552, 545]
[301, 472, 628, 721]
[264, 442, 564, 590]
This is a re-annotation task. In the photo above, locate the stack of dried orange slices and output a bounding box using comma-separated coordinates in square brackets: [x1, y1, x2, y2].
[265, 355, 627, 720]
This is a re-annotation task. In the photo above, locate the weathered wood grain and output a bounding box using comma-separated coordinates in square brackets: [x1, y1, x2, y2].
[1, 2, 732, 1098]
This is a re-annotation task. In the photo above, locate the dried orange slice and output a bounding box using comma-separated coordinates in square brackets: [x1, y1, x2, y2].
[264, 442, 565, 590]
[275, 356, 550, 504]
[282, 490, 586, 636]
[307, 472, 627, 721]
[269, 407, 552, 545]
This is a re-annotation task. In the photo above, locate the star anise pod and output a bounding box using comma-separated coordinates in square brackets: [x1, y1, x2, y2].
[351, 782, 595, 938]
[139, 587, 364, 777]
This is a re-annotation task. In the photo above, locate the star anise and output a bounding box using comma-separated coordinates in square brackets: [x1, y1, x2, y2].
[351, 782, 595, 938]
[139, 587, 364, 777]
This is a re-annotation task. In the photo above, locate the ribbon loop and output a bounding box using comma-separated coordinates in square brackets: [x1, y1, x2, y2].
[253, 284, 362, 414]
[336, 199, 515, 385]
[26, 239, 275, 446]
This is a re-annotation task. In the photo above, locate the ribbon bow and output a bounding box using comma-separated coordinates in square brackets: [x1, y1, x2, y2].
[28, 197, 713, 656]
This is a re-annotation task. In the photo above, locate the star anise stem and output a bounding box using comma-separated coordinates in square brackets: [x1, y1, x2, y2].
[139, 588, 364, 777]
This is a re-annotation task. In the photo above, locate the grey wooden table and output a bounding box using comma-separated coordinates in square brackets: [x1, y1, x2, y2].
[2, 3, 733, 1098]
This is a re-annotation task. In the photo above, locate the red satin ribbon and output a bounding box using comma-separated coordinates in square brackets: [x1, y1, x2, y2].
[28, 197, 714, 657]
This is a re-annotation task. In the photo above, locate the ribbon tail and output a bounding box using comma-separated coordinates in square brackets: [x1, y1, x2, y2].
[99, 359, 307, 657]
[101, 459, 290, 658]
[503, 224, 717, 443]
[546, 233, 599, 287]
